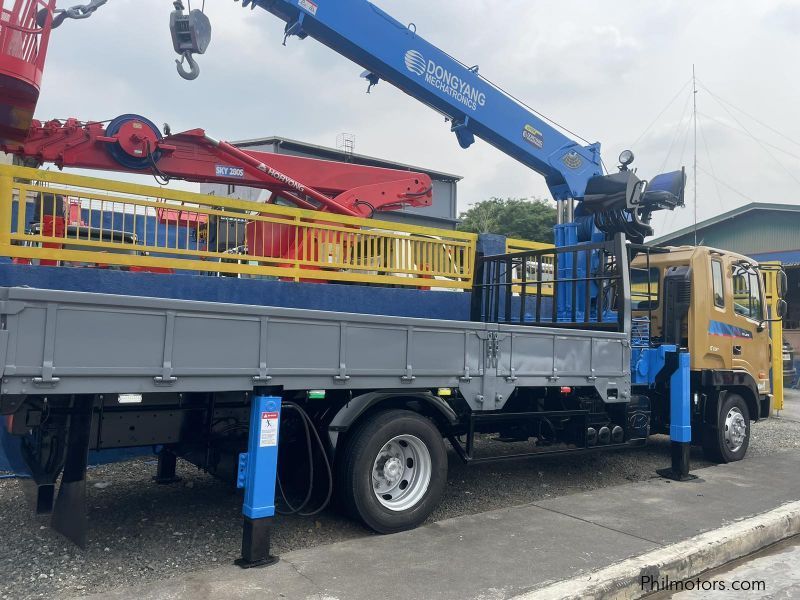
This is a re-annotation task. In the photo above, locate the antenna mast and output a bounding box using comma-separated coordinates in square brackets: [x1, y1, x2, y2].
[692, 65, 698, 245]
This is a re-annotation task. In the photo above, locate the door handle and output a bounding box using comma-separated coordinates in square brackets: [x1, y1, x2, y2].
[733, 345, 742, 356]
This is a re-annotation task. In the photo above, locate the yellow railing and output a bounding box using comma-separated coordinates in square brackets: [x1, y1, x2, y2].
[0, 165, 476, 289]
[505, 237, 555, 296]
[762, 262, 785, 411]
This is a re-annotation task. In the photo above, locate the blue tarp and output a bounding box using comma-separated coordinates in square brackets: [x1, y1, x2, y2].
[0, 434, 153, 474]
[0, 263, 471, 319]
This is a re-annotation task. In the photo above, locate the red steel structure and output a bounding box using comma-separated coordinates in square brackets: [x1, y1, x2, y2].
[0, 0, 56, 145]
[2, 114, 435, 273]
[3, 115, 433, 218]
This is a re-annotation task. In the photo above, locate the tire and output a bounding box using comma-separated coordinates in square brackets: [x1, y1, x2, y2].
[702, 392, 750, 463]
[337, 409, 447, 534]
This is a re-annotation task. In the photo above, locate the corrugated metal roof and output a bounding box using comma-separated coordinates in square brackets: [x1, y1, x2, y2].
[233, 136, 463, 182]
[750, 250, 800, 267]
[650, 203, 800, 246]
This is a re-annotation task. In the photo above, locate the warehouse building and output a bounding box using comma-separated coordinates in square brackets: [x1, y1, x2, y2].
[201, 136, 461, 230]
[651, 202, 800, 348]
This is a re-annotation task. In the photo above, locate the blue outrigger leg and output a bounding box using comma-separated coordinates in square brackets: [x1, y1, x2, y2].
[235, 392, 282, 567]
[657, 352, 697, 481]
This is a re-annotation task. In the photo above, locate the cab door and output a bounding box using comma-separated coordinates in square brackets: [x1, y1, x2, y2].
[701, 257, 732, 370]
[730, 264, 770, 382]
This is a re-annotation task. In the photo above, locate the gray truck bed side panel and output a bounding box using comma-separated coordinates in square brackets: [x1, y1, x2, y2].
[0, 287, 630, 407]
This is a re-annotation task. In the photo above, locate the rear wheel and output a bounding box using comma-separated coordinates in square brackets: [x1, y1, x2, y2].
[338, 409, 447, 533]
[702, 392, 750, 463]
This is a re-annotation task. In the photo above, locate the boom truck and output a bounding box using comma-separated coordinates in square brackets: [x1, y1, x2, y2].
[0, 0, 787, 567]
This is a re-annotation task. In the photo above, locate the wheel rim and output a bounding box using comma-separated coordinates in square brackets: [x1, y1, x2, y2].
[723, 407, 747, 453]
[371, 434, 432, 511]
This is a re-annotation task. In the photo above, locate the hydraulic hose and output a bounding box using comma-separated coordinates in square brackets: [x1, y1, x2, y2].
[275, 402, 334, 517]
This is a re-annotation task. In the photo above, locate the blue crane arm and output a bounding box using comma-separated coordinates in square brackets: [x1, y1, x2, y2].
[246, 0, 603, 201]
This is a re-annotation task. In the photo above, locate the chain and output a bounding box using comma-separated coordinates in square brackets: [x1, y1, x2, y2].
[51, 0, 109, 28]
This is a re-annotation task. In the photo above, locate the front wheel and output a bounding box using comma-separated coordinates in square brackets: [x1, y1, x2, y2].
[702, 392, 750, 463]
[337, 409, 447, 534]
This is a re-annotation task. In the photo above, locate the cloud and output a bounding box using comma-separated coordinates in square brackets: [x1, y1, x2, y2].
[763, 1, 800, 33]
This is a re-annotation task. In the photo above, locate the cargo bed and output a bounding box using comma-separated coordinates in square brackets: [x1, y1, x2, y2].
[0, 286, 630, 411]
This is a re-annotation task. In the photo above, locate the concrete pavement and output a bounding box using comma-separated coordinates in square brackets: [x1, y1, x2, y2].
[79, 449, 800, 600]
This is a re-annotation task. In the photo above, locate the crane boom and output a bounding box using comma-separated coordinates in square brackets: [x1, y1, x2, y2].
[246, 0, 685, 244]
[248, 0, 602, 202]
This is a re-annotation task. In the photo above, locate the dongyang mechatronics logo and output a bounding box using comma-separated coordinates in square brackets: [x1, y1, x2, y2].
[402, 49, 487, 111]
[404, 50, 426, 76]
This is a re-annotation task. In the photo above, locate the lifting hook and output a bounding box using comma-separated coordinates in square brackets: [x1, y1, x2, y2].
[169, 1, 211, 81]
[176, 50, 201, 81]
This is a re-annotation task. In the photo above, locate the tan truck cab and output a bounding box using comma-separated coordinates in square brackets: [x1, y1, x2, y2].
[631, 245, 786, 462]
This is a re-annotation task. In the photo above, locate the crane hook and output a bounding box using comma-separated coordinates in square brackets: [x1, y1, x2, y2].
[175, 50, 200, 81]
[169, 1, 211, 81]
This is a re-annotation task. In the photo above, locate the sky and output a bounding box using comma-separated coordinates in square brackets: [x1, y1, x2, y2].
[32, 0, 800, 238]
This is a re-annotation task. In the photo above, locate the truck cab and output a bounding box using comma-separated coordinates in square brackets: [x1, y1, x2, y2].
[631, 245, 784, 462]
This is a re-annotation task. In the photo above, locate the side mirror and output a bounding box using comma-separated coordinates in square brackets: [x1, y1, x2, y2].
[760, 298, 788, 329]
[777, 298, 788, 319]
[778, 271, 788, 299]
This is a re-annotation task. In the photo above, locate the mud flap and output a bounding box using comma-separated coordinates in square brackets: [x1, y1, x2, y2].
[51, 396, 93, 548]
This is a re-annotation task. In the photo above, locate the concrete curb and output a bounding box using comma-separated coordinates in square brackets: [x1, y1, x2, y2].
[514, 500, 800, 600]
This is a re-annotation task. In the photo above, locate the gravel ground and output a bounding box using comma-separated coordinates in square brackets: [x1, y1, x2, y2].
[1, 416, 799, 600]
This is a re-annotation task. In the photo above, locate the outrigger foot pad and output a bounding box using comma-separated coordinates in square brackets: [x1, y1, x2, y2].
[657, 441, 698, 482]
[235, 517, 279, 568]
[234, 555, 280, 569]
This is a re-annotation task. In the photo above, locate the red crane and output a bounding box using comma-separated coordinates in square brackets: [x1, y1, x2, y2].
[2, 114, 435, 274]
[0, 1, 432, 219]
[0, 1, 435, 276]
[4, 115, 433, 218]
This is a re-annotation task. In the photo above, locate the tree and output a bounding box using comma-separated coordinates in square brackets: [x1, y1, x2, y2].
[457, 197, 556, 242]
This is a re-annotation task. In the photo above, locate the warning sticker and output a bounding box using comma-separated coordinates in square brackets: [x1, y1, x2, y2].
[522, 124, 544, 149]
[260, 411, 279, 447]
[298, 0, 318, 16]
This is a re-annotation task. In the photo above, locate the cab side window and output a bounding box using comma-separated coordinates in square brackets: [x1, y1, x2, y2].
[711, 260, 724, 308]
[732, 269, 764, 321]
[733, 272, 749, 317]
